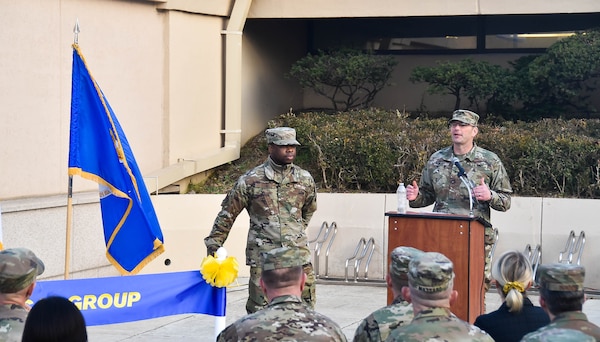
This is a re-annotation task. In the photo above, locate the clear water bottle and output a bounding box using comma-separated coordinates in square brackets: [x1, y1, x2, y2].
[397, 182, 407, 214]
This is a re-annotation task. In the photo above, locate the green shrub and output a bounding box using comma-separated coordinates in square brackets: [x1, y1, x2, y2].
[287, 49, 398, 111]
[190, 110, 600, 198]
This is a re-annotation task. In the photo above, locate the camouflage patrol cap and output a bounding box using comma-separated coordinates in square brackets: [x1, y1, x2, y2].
[536, 263, 585, 292]
[0, 248, 45, 293]
[261, 247, 304, 271]
[390, 246, 424, 281]
[449, 109, 479, 126]
[408, 252, 454, 293]
[523, 328, 595, 342]
[265, 127, 300, 146]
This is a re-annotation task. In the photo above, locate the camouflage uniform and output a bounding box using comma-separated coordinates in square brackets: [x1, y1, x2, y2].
[409, 110, 512, 288]
[385, 252, 494, 342]
[522, 264, 600, 341]
[521, 327, 595, 342]
[409, 143, 512, 222]
[0, 248, 45, 342]
[0, 304, 28, 342]
[205, 127, 318, 313]
[216, 247, 346, 342]
[353, 247, 423, 342]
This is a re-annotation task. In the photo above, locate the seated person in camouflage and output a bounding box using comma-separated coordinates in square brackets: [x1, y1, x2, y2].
[353, 246, 423, 342]
[520, 327, 594, 342]
[385, 252, 493, 342]
[217, 247, 347, 342]
[0, 248, 45, 342]
[521, 263, 600, 341]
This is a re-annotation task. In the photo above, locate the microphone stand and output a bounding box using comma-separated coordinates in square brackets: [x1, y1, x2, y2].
[457, 169, 477, 217]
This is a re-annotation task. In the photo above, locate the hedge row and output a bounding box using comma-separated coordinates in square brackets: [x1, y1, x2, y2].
[190, 109, 600, 198]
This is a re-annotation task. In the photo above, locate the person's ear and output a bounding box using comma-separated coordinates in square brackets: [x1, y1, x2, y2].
[25, 282, 36, 298]
[449, 290, 458, 306]
[539, 296, 547, 309]
[259, 278, 267, 296]
[386, 274, 392, 288]
[401, 286, 411, 303]
[299, 272, 307, 292]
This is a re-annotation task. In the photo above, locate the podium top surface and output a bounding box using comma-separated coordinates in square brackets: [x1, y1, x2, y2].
[385, 211, 492, 227]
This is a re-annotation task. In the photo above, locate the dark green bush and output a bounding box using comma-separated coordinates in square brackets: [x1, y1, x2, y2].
[190, 110, 600, 198]
[287, 49, 398, 111]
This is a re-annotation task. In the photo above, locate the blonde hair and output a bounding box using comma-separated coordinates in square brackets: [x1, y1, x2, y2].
[491, 250, 533, 313]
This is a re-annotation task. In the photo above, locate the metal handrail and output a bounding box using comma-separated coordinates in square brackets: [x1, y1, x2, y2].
[558, 230, 585, 265]
[558, 230, 576, 263]
[525, 243, 542, 284]
[310, 222, 331, 278]
[308, 221, 329, 246]
[362, 237, 376, 280]
[570, 231, 586, 265]
[323, 222, 338, 278]
[345, 238, 366, 282]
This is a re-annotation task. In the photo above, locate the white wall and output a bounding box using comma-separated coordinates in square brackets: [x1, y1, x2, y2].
[2, 193, 596, 289]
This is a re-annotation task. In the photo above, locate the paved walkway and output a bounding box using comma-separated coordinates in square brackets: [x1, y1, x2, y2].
[88, 280, 600, 341]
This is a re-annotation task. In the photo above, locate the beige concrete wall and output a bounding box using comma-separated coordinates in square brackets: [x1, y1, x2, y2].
[0, 0, 165, 198]
[164, 11, 225, 164]
[5, 194, 595, 288]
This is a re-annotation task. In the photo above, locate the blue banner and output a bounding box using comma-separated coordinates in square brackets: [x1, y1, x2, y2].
[68, 44, 164, 274]
[29, 271, 226, 326]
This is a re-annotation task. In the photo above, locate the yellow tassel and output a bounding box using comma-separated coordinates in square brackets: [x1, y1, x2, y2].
[200, 255, 239, 288]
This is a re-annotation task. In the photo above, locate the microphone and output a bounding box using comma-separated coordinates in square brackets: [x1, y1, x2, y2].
[451, 157, 467, 177]
[452, 156, 477, 217]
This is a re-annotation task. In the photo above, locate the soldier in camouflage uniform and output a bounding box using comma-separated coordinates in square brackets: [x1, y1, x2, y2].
[216, 247, 347, 341]
[385, 252, 493, 342]
[406, 109, 512, 289]
[521, 328, 594, 342]
[205, 127, 318, 314]
[0, 248, 45, 342]
[353, 246, 423, 342]
[521, 263, 600, 341]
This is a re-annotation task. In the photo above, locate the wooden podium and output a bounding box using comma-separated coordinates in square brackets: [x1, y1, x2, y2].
[385, 211, 491, 323]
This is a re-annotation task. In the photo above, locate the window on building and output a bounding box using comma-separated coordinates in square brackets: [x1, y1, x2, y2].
[308, 13, 600, 54]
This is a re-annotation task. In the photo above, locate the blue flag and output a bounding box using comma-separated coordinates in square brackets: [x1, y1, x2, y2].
[68, 44, 164, 274]
[29, 271, 227, 325]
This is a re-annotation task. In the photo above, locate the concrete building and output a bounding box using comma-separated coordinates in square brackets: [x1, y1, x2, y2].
[1, 1, 599, 286]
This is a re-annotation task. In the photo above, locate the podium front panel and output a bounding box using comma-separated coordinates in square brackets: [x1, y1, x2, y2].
[386, 212, 485, 323]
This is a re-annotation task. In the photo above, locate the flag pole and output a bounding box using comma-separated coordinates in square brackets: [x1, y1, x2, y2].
[65, 176, 73, 279]
[214, 247, 228, 339]
[65, 20, 80, 280]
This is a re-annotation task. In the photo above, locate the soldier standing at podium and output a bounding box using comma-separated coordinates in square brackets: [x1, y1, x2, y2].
[405, 109, 512, 289]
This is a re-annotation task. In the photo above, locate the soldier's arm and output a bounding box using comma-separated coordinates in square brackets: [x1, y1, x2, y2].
[302, 176, 318, 228]
[216, 324, 239, 342]
[204, 179, 249, 256]
[409, 165, 436, 208]
[488, 160, 512, 212]
[352, 317, 379, 342]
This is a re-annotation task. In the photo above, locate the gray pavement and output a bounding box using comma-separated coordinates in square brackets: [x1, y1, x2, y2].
[88, 279, 600, 341]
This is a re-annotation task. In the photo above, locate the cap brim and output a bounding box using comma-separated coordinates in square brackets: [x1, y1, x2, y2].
[449, 118, 475, 126]
[35, 257, 45, 276]
[272, 140, 301, 146]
